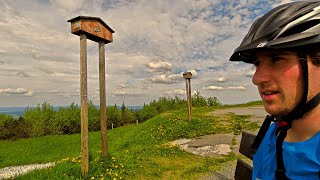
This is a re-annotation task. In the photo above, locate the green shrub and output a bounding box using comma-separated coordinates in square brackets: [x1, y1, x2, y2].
[106, 105, 121, 128]
[0, 115, 30, 140]
[88, 101, 100, 131]
[53, 102, 80, 134]
[23, 102, 55, 136]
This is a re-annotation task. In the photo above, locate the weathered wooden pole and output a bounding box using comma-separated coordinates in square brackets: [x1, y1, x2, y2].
[183, 72, 192, 121]
[99, 41, 107, 157]
[185, 79, 190, 119]
[80, 34, 89, 175]
[68, 16, 114, 175]
[188, 78, 192, 120]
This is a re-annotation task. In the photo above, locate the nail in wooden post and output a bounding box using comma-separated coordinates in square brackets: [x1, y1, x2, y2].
[80, 34, 89, 175]
[99, 41, 107, 157]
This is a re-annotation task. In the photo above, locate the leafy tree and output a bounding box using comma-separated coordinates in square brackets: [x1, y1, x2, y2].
[207, 97, 222, 107]
[122, 109, 135, 125]
[0, 113, 13, 127]
[192, 91, 207, 107]
[138, 105, 158, 122]
[54, 102, 80, 134]
[23, 101, 55, 136]
[106, 105, 121, 128]
[88, 101, 100, 131]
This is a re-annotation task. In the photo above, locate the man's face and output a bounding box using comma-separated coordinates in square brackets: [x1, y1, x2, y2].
[252, 50, 303, 116]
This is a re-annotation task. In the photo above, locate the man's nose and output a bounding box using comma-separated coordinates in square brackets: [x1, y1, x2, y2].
[252, 65, 272, 85]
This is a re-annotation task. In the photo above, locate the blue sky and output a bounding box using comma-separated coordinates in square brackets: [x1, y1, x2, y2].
[0, 0, 294, 107]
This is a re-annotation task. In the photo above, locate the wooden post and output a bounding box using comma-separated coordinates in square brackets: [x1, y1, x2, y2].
[185, 79, 191, 120]
[188, 78, 192, 120]
[80, 34, 89, 175]
[68, 16, 114, 175]
[183, 72, 192, 121]
[99, 41, 107, 158]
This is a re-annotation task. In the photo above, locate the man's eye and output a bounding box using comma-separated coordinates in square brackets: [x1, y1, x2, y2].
[271, 56, 283, 62]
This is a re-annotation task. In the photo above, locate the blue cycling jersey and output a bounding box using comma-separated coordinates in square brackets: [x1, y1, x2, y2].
[252, 123, 320, 180]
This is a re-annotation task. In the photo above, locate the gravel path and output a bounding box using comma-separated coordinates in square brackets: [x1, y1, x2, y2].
[0, 162, 55, 180]
[173, 106, 267, 180]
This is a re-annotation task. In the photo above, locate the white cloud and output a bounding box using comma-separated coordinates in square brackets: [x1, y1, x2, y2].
[217, 77, 227, 83]
[0, 88, 33, 96]
[165, 89, 186, 95]
[112, 91, 127, 96]
[203, 86, 224, 90]
[151, 74, 183, 84]
[147, 61, 172, 71]
[227, 86, 247, 90]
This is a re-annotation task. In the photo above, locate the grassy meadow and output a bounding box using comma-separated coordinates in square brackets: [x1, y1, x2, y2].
[0, 105, 260, 179]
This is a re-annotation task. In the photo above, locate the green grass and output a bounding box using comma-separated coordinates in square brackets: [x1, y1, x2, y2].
[1, 104, 260, 179]
[223, 100, 263, 108]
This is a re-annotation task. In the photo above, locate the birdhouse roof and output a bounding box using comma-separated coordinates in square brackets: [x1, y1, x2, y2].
[67, 16, 115, 33]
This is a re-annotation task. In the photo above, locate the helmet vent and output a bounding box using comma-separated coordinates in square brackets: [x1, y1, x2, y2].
[263, 10, 285, 30]
[279, 19, 320, 38]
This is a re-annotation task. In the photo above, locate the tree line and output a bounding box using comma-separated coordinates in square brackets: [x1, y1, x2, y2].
[0, 92, 221, 140]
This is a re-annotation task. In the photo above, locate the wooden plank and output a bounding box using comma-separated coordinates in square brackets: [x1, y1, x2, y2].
[239, 131, 256, 160]
[80, 34, 89, 175]
[99, 41, 108, 158]
[234, 159, 253, 180]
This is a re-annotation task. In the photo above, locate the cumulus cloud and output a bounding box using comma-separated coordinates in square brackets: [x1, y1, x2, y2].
[112, 91, 127, 96]
[111, 90, 144, 98]
[203, 85, 247, 90]
[151, 74, 182, 84]
[0, 88, 33, 96]
[147, 61, 172, 71]
[165, 89, 186, 96]
[203, 86, 224, 90]
[227, 86, 246, 90]
[216, 77, 227, 83]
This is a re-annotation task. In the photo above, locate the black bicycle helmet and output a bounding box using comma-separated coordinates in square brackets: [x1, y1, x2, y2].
[230, 0, 320, 63]
[229, 1, 320, 179]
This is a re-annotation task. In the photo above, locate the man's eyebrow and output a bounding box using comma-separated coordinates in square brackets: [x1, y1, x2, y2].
[266, 51, 292, 56]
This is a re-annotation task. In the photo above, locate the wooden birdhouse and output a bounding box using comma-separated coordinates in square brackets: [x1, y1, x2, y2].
[183, 72, 192, 79]
[67, 16, 115, 43]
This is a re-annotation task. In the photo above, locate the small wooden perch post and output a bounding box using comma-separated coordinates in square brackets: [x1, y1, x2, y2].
[68, 16, 114, 175]
[183, 72, 192, 121]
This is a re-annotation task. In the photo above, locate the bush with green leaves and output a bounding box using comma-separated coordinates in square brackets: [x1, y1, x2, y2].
[88, 101, 100, 131]
[106, 105, 121, 128]
[23, 102, 55, 136]
[0, 113, 15, 139]
[138, 104, 158, 122]
[0, 114, 30, 140]
[53, 102, 80, 134]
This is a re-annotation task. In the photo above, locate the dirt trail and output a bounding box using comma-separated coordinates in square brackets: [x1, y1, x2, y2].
[173, 106, 268, 180]
[212, 106, 268, 125]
